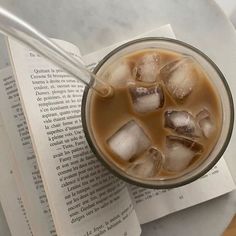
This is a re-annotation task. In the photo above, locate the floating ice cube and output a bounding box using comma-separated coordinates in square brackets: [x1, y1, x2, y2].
[108, 61, 133, 87]
[135, 53, 160, 83]
[165, 110, 200, 137]
[107, 120, 151, 161]
[160, 58, 198, 101]
[196, 109, 214, 138]
[127, 147, 163, 178]
[129, 86, 164, 113]
[164, 136, 203, 172]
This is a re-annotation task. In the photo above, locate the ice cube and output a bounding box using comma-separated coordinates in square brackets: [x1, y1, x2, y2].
[107, 120, 151, 161]
[129, 85, 164, 113]
[160, 58, 198, 101]
[135, 53, 160, 83]
[196, 109, 214, 138]
[127, 147, 163, 178]
[108, 61, 133, 88]
[164, 136, 203, 172]
[165, 110, 200, 137]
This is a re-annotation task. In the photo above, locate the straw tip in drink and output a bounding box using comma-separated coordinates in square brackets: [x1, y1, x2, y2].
[98, 85, 114, 98]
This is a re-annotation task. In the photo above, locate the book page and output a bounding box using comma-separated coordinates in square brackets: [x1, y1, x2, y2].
[7, 39, 141, 236]
[0, 112, 33, 236]
[82, 24, 235, 224]
[128, 159, 235, 224]
[83, 24, 175, 67]
[0, 67, 55, 236]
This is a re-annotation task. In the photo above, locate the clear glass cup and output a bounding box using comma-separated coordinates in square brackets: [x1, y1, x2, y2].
[81, 37, 234, 188]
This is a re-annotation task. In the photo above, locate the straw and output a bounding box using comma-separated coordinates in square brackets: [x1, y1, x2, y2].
[0, 7, 113, 97]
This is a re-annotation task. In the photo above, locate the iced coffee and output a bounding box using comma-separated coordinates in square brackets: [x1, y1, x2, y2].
[89, 49, 222, 180]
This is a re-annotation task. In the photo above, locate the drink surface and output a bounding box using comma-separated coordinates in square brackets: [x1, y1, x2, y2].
[89, 49, 222, 180]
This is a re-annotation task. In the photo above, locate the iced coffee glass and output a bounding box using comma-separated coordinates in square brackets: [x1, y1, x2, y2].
[81, 38, 234, 188]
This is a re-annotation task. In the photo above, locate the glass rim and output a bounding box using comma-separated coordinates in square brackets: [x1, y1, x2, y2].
[82, 37, 234, 189]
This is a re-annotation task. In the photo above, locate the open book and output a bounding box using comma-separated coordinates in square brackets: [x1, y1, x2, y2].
[0, 25, 235, 236]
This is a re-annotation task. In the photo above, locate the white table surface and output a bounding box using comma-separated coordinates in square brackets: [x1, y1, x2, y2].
[215, 0, 236, 16]
[0, 0, 236, 236]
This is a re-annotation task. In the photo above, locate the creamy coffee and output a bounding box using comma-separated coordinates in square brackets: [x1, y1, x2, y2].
[89, 49, 222, 179]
